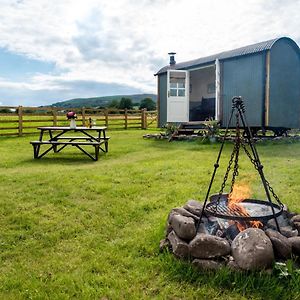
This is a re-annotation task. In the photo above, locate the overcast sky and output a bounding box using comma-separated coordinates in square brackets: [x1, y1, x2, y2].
[0, 0, 300, 106]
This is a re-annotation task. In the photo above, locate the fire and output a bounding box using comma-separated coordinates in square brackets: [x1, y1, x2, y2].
[228, 183, 262, 231]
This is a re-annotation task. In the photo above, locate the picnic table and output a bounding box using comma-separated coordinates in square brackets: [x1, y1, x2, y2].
[30, 126, 109, 161]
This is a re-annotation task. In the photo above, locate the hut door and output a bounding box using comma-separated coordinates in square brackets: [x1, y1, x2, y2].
[167, 70, 189, 122]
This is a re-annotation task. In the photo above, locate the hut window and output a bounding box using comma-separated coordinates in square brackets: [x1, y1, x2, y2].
[169, 71, 186, 97]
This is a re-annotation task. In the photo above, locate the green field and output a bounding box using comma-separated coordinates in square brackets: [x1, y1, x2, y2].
[1, 130, 300, 299]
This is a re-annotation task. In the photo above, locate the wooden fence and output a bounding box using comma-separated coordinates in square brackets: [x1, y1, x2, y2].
[0, 106, 158, 136]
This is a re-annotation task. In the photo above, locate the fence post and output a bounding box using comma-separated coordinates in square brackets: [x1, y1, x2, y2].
[18, 106, 23, 136]
[82, 107, 86, 126]
[141, 108, 147, 129]
[124, 108, 128, 129]
[105, 109, 108, 127]
[52, 108, 57, 126]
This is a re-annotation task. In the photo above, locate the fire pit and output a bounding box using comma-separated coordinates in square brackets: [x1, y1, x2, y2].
[160, 97, 300, 271]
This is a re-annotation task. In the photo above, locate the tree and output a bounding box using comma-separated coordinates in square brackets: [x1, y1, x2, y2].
[139, 98, 156, 111]
[107, 99, 119, 108]
[0, 108, 11, 113]
[118, 97, 133, 110]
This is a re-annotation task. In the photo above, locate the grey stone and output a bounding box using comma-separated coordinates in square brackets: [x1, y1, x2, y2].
[267, 216, 290, 229]
[166, 223, 173, 236]
[288, 212, 298, 219]
[231, 228, 274, 270]
[291, 215, 300, 224]
[293, 222, 300, 234]
[283, 204, 289, 213]
[265, 229, 292, 259]
[189, 233, 230, 259]
[288, 236, 300, 256]
[167, 230, 189, 258]
[170, 207, 200, 221]
[159, 238, 170, 252]
[200, 218, 221, 236]
[183, 199, 204, 217]
[167, 211, 178, 224]
[227, 259, 241, 271]
[197, 222, 209, 234]
[170, 214, 196, 241]
[192, 259, 223, 271]
[280, 226, 298, 238]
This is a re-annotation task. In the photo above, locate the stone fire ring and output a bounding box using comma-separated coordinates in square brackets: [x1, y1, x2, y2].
[160, 199, 300, 272]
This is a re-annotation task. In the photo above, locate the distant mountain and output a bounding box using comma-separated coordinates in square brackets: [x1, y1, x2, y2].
[51, 93, 157, 108]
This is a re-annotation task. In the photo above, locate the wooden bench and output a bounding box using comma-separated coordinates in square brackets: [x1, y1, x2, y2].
[30, 140, 109, 161]
[50, 136, 111, 152]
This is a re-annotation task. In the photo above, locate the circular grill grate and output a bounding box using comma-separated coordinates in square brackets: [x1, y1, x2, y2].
[205, 197, 283, 222]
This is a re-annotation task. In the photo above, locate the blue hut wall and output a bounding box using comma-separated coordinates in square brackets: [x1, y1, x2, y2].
[268, 38, 300, 128]
[221, 53, 265, 127]
[158, 73, 168, 127]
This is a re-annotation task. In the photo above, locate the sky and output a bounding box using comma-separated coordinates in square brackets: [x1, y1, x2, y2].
[0, 0, 300, 107]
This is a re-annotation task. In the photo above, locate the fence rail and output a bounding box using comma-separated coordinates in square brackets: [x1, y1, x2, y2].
[0, 106, 157, 136]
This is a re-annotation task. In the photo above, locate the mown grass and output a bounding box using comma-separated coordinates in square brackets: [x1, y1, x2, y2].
[1, 130, 300, 299]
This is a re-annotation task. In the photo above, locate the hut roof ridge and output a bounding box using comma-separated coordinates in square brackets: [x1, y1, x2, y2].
[155, 37, 286, 75]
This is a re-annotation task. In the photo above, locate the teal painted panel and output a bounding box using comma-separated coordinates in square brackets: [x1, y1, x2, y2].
[269, 39, 300, 128]
[221, 54, 264, 127]
[158, 73, 167, 127]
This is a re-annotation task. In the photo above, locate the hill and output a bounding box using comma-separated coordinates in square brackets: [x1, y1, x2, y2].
[51, 94, 157, 108]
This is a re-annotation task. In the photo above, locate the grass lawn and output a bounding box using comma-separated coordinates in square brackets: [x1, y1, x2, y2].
[1, 129, 300, 299]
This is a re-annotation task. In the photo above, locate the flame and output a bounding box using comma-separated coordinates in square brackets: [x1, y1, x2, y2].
[228, 183, 262, 231]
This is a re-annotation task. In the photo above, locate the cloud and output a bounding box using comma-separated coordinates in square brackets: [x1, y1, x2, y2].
[0, 78, 143, 106]
[0, 0, 299, 105]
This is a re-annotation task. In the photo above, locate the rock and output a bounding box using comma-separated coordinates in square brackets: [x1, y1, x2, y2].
[231, 228, 274, 270]
[159, 238, 170, 252]
[192, 259, 223, 271]
[291, 215, 300, 224]
[167, 231, 190, 258]
[170, 214, 196, 241]
[167, 211, 178, 224]
[197, 222, 206, 233]
[265, 229, 292, 259]
[267, 218, 298, 237]
[283, 204, 289, 213]
[227, 259, 241, 271]
[166, 223, 173, 236]
[196, 216, 217, 234]
[170, 207, 200, 221]
[288, 236, 300, 256]
[280, 226, 298, 238]
[267, 216, 290, 229]
[197, 222, 209, 234]
[189, 233, 230, 259]
[288, 212, 298, 219]
[293, 222, 300, 234]
[183, 200, 204, 217]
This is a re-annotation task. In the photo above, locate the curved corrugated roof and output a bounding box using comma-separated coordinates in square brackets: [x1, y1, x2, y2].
[155, 38, 284, 75]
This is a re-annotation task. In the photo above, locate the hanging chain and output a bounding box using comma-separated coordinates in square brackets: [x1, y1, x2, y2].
[229, 112, 241, 195]
[265, 179, 283, 206]
[240, 132, 283, 206]
[214, 97, 283, 209]
[217, 144, 236, 198]
[216, 112, 240, 206]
